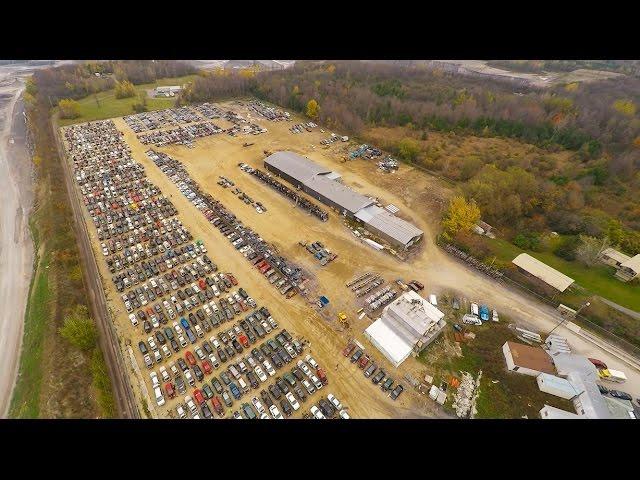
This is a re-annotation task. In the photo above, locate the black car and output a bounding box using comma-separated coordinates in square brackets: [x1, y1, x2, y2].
[232, 339, 243, 354]
[351, 349, 363, 363]
[193, 365, 204, 382]
[175, 375, 186, 394]
[252, 348, 265, 363]
[177, 357, 188, 371]
[202, 341, 213, 355]
[220, 371, 232, 385]
[292, 368, 305, 382]
[143, 321, 152, 334]
[275, 377, 289, 394]
[225, 345, 236, 359]
[138, 341, 148, 355]
[318, 398, 335, 418]
[390, 384, 404, 401]
[211, 377, 224, 394]
[247, 372, 259, 389]
[271, 353, 283, 369]
[217, 347, 228, 363]
[609, 389, 633, 401]
[268, 384, 283, 400]
[280, 398, 293, 417]
[170, 339, 180, 352]
[155, 331, 166, 345]
[260, 389, 274, 408]
[293, 386, 307, 403]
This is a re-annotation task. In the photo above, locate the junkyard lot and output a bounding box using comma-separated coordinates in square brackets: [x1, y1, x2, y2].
[67, 108, 433, 418]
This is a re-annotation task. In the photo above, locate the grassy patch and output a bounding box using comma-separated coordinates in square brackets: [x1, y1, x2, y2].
[8, 216, 50, 418]
[420, 321, 574, 419]
[484, 237, 640, 312]
[91, 348, 116, 418]
[58, 75, 199, 126]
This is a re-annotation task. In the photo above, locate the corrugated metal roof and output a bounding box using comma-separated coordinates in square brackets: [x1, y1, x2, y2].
[621, 254, 640, 273]
[512, 253, 575, 292]
[356, 205, 423, 245]
[600, 247, 631, 264]
[264, 151, 331, 183]
[305, 175, 374, 213]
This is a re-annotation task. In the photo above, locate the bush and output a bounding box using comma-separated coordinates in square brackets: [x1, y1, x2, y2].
[58, 305, 97, 352]
[553, 235, 580, 260]
[397, 137, 420, 162]
[114, 80, 136, 99]
[513, 231, 541, 251]
[58, 98, 80, 119]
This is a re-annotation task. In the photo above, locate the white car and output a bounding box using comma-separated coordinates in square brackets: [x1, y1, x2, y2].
[305, 354, 319, 370]
[194, 324, 204, 338]
[254, 366, 268, 382]
[150, 371, 160, 389]
[185, 395, 198, 417]
[269, 405, 283, 419]
[310, 405, 325, 419]
[252, 397, 266, 414]
[328, 393, 343, 411]
[259, 412, 270, 419]
[148, 337, 158, 351]
[195, 347, 206, 361]
[154, 387, 165, 407]
[339, 409, 350, 419]
[178, 335, 188, 348]
[210, 336, 221, 349]
[246, 355, 256, 368]
[309, 374, 323, 390]
[161, 344, 172, 358]
[286, 392, 300, 411]
[153, 350, 162, 363]
[184, 369, 195, 386]
[173, 321, 183, 335]
[297, 361, 312, 377]
[159, 366, 170, 383]
[170, 363, 179, 377]
[150, 315, 159, 329]
[176, 404, 187, 419]
[262, 360, 276, 377]
[128, 313, 139, 327]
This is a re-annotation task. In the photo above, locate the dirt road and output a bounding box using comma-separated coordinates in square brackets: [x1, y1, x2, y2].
[0, 69, 35, 417]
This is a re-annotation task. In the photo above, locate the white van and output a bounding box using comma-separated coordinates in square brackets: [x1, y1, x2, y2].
[470, 303, 479, 316]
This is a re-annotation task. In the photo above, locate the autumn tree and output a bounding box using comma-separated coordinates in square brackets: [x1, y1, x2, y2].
[397, 138, 420, 162]
[441, 196, 481, 240]
[114, 80, 136, 99]
[575, 234, 609, 266]
[59, 305, 98, 352]
[306, 99, 319, 120]
[58, 98, 80, 119]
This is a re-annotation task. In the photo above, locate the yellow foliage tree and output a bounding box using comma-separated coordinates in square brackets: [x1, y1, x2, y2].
[613, 99, 636, 116]
[306, 99, 319, 120]
[441, 196, 481, 240]
[115, 80, 136, 99]
[58, 99, 80, 119]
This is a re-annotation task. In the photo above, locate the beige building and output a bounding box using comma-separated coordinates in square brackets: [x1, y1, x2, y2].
[598, 248, 640, 282]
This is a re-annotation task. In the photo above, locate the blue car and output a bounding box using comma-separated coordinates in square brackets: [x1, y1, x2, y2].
[229, 382, 241, 400]
[479, 305, 490, 322]
[180, 317, 190, 330]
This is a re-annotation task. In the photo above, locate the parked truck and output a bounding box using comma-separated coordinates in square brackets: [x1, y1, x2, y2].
[598, 368, 627, 383]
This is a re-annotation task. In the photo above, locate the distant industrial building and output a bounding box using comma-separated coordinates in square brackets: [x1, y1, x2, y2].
[598, 247, 640, 282]
[364, 291, 446, 367]
[154, 85, 182, 97]
[264, 151, 423, 249]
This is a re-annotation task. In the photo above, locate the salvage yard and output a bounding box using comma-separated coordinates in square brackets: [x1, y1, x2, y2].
[62, 97, 609, 420]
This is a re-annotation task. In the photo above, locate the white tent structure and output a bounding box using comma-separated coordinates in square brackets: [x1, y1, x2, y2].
[364, 291, 446, 367]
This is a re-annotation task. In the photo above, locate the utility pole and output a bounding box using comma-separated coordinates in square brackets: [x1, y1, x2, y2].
[547, 301, 590, 336]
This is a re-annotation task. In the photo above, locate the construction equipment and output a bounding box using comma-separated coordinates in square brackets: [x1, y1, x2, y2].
[337, 312, 349, 329]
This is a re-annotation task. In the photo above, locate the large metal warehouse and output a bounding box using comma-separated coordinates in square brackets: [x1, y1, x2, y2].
[264, 151, 423, 249]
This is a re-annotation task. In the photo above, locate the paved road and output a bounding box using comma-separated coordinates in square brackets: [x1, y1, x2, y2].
[54, 123, 139, 419]
[0, 68, 35, 418]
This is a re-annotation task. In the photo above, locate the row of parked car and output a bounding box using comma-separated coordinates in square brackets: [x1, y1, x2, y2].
[146, 149, 306, 297]
[343, 341, 404, 401]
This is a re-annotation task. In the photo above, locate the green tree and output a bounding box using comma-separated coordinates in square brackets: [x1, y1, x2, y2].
[58, 98, 80, 119]
[441, 196, 481, 240]
[114, 80, 136, 99]
[59, 305, 97, 352]
[306, 99, 319, 120]
[397, 138, 420, 162]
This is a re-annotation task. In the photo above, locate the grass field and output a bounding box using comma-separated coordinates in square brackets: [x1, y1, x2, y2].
[485, 237, 640, 312]
[58, 75, 199, 126]
[8, 216, 49, 418]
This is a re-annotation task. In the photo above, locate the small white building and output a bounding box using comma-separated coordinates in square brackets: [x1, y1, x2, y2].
[155, 85, 182, 97]
[536, 373, 582, 400]
[599, 248, 640, 282]
[364, 291, 446, 367]
[502, 341, 556, 377]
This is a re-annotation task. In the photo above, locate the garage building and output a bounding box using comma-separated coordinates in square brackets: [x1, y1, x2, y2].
[264, 151, 423, 249]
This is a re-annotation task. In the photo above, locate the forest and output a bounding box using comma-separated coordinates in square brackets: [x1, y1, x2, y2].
[180, 61, 640, 256]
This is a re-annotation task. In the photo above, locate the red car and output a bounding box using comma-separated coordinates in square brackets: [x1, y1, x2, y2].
[211, 396, 223, 415]
[342, 342, 356, 357]
[202, 359, 213, 375]
[316, 368, 328, 386]
[358, 354, 370, 369]
[185, 351, 196, 366]
[165, 382, 175, 399]
[588, 358, 608, 370]
[193, 389, 205, 404]
[226, 273, 238, 286]
[198, 279, 207, 290]
[238, 335, 249, 348]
